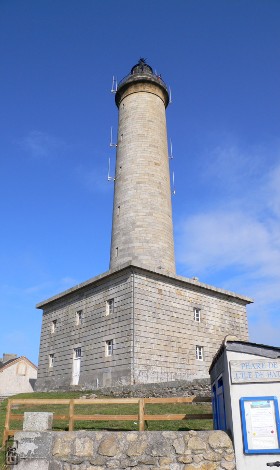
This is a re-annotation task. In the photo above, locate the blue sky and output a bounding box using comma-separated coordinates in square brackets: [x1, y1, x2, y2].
[1, 0, 280, 365]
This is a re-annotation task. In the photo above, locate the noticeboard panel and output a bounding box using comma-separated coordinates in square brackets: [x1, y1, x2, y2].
[240, 396, 280, 454]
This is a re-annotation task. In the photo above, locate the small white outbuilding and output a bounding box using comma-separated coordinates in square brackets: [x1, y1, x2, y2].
[0, 354, 37, 398]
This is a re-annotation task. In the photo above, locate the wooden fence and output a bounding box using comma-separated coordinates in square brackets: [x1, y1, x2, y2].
[3, 396, 212, 445]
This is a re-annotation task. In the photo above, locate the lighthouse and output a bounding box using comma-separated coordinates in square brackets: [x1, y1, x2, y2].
[110, 59, 175, 274]
[35, 60, 251, 392]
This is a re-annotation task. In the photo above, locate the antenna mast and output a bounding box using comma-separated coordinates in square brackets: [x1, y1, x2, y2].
[169, 139, 174, 159]
[110, 127, 117, 147]
[172, 171, 176, 196]
[107, 157, 115, 181]
[111, 76, 118, 94]
[169, 86, 172, 104]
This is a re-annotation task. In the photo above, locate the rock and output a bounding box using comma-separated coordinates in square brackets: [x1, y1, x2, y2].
[53, 435, 73, 456]
[173, 437, 185, 454]
[188, 437, 207, 451]
[220, 459, 235, 470]
[98, 435, 118, 456]
[178, 455, 193, 464]
[208, 432, 232, 450]
[127, 438, 148, 457]
[183, 463, 218, 470]
[74, 436, 94, 457]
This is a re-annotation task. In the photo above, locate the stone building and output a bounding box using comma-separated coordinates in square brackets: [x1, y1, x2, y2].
[0, 353, 37, 398]
[35, 59, 252, 391]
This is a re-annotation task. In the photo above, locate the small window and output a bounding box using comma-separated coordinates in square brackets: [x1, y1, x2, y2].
[105, 340, 113, 356]
[51, 320, 57, 333]
[74, 347, 82, 359]
[49, 354, 54, 368]
[116, 247, 118, 257]
[117, 205, 120, 215]
[194, 308, 201, 322]
[76, 310, 83, 326]
[17, 362, 27, 376]
[196, 346, 204, 361]
[106, 299, 114, 316]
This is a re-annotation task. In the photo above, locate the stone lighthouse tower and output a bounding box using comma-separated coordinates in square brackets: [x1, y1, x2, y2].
[35, 59, 251, 392]
[110, 59, 175, 274]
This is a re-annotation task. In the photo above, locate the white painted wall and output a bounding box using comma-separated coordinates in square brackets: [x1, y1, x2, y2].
[0, 359, 37, 396]
[212, 349, 280, 470]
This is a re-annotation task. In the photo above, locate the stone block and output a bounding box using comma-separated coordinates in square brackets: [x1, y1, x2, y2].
[23, 412, 53, 431]
[98, 435, 118, 456]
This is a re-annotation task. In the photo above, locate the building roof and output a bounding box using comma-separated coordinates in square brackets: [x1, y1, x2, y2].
[0, 356, 37, 373]
[36, 261, 253, 309]
[209, 337, 280, 373]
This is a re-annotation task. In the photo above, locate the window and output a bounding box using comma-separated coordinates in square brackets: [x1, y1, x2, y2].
[74, 347, 82, 359]
[49, 354, 54, 368]
[106, 299, 114, 316]
[196, 346, 204, 361]
[116, 247, 118, 257]
[17, 362, 27, 376]
[194, 308, 201, 322]
[105, 340, 113, 356]
[76, 310, 83, 326]
[51, 320, 57, 333]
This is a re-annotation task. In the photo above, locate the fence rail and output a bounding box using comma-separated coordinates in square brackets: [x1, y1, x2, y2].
[3, 396, 212, 445]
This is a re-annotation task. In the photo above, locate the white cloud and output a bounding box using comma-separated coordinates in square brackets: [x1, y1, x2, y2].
[22, 130, 66, 159]
[176, 142, 280, 346]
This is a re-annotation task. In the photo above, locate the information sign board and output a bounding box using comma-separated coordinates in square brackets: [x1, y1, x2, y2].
[230, 359, 280, 383]
[240, 396, 280, 454]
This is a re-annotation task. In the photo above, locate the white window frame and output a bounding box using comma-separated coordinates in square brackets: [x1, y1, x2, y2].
[105, 340, 113, 356]
[51, 320, 57, 333]
[76, 310, 83, 326]
[49, 353, 54, 368]
[196, 345, 204, 361]
[194, 308, 201, 323]
[106, 299, 114, 316]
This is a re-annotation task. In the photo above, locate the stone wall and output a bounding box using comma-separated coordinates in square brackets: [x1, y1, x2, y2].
[14, 430, 235, 470]
[91, 378, 211, 398]
[133, 269, 249, 383]
[36, 268, 134, 391]
[36, 263, 250, 391]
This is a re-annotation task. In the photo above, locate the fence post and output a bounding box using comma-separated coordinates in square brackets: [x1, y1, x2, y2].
[3, 399, 12, 445]
[69, 399, 74, 431]
[139, 398, 145, 431]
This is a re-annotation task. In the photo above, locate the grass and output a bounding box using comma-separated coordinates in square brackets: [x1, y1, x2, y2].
[0, 391, 213, 469]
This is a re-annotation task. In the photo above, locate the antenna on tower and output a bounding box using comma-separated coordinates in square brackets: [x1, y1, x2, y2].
[169, 139, 174, 159]
[169, 86, 172, 104]
[107, 157, 115, 181]
[111, 76, 118, 94]
[172, 171, 176, 196]
[110, 127, 117, 147]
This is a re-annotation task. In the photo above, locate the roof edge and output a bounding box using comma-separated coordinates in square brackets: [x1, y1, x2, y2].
[0, 356, 37, 372]
[36, 262, 253, 309]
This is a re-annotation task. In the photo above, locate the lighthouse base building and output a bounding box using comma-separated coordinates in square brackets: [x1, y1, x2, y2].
[35, 262, 250, 391]
[36, 60, 252, 391]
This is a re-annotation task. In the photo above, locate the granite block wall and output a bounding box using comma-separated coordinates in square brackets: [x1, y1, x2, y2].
[36, 269, 134, 391]
[36, 264, 250, 391]
[14, 429, 236, 470]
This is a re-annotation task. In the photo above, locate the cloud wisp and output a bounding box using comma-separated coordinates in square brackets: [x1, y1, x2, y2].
[176, 141, 280, 346]
[22, 130, 66, 159]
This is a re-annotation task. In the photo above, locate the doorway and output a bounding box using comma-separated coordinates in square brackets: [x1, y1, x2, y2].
[72, 347, 81, 385]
